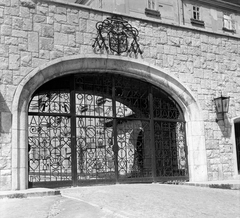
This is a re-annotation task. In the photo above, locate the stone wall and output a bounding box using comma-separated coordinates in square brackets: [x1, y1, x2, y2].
[0, 0, 239, 190]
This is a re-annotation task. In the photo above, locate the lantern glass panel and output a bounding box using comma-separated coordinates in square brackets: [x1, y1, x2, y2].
[222, 97, 230, 113]
[214, 97, 223, 113]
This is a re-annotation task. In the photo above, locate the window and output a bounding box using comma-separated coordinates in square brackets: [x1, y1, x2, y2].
[148, 0, 155, 10]
[190, 5, 204, 26]
[145, 0, 160, 18]
[193, 6, 200, 20]
[223, 15, 236, 32]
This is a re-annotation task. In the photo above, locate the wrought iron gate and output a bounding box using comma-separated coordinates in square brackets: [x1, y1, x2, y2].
[28, 73, 188, 187]
[235, 122, 240, 173]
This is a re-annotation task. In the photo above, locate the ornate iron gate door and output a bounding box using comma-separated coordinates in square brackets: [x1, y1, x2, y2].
[28, 74, 188, 187]
[235, 122, 240, 173]
[28, 90, 73, 187]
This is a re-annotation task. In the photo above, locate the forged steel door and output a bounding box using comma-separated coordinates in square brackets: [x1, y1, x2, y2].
[28, 73, 188, 187]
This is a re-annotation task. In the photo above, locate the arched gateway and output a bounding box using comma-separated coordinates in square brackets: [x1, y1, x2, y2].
[28, 73, 187, 187]
[12, 55, 208, 190]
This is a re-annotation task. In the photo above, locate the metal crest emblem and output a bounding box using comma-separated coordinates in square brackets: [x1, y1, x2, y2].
[92, 16, 143, 56]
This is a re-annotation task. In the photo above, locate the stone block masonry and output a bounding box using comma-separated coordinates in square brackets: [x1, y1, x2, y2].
[0, 0, 239, 190]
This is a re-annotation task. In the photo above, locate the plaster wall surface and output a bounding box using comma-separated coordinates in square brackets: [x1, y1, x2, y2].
[0, 0, 239, 190]
[182, 0, 240, 36]
[82, 0, 240, 37]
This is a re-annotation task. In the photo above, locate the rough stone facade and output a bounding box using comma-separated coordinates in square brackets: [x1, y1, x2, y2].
[0, 0, 239, 190]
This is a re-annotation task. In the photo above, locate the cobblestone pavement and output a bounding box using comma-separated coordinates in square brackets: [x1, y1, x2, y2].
[61, 184, 240, 218]
[1, 184, 240, 218]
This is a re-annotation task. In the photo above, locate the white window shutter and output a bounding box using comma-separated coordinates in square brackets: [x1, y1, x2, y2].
[223, 18, 229, 29]
[231, 20, 236, 31]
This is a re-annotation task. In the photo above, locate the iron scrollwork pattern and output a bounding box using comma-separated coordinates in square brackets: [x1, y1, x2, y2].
[75, 93, 115, 181]
[117, 120, 152, 178]
[29, 92, 70, 114]
[92, 16, 143, 56]
[28, 73, 188, 186]
[154, 121, 188, 178]
[28, 91, 72, 183]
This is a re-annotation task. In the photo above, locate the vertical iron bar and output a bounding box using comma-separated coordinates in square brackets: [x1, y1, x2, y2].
[38, 116, 41, 181]
[149, 86, 156, 182]
[94, 116, 98, 180]
[183, 122, 189, 178]
[70, 76, 77, 186]
[112, 76, 119, 183]
[235, 123, 240, 172]
[169, 122, 172, 176]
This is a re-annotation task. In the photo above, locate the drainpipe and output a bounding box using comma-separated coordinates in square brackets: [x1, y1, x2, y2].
[177, 0, 181, 25]
[181, 0, 185, 25]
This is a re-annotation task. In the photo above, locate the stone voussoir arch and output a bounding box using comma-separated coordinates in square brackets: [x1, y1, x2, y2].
[11, 54, 208, 190]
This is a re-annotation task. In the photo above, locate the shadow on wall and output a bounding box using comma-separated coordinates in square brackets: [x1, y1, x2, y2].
[217, 117, 232, 138]
[0, 92, 12, 135]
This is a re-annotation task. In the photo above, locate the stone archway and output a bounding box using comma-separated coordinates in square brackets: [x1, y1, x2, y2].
[11, 55, 208, 190]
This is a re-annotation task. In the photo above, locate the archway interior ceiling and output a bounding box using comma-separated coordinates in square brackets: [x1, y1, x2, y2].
[28, 73, 188, 187]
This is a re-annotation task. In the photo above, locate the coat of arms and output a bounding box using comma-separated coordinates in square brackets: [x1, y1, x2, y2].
[92, 16, 143, 56]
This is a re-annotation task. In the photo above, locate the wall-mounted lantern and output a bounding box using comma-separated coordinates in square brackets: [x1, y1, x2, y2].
[213, 94, 230, 122]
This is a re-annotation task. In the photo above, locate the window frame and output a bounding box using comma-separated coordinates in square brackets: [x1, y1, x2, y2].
[147, 0, 156, 10]
[145, 0, 161, 18]
[192, 5, 200, 20]
[190, 5, 204, 26]
[223, 14, 236, 32]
